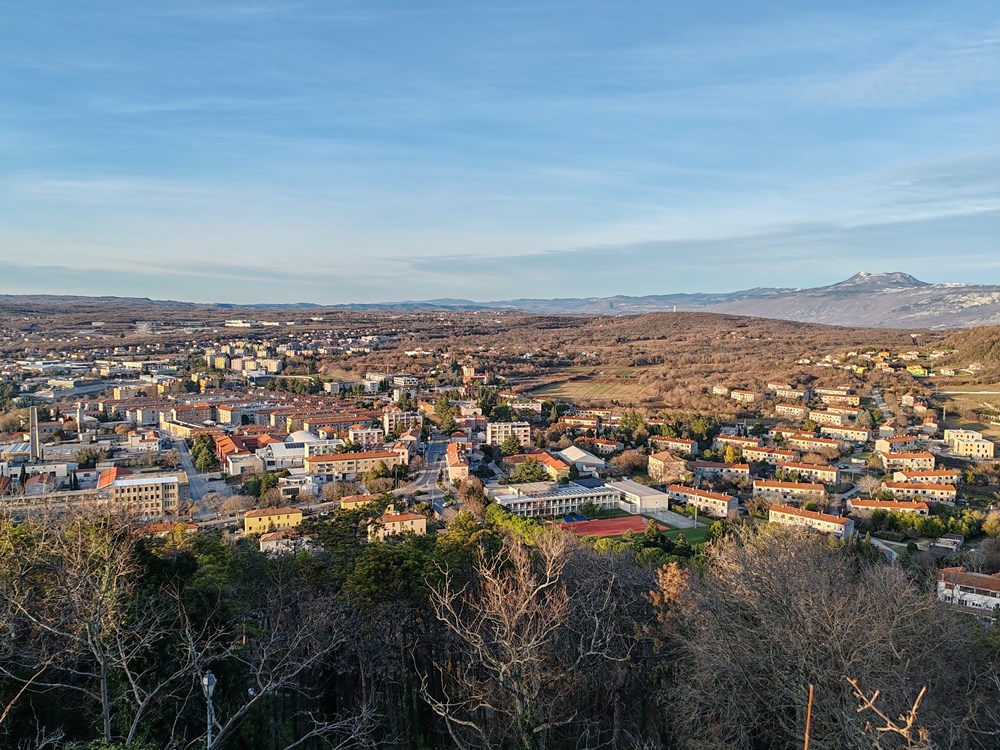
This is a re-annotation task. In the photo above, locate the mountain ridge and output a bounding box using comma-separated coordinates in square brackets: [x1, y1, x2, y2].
[4, 273, 999, 328]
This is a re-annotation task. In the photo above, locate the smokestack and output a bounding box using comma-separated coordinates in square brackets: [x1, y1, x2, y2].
[29, 405, 40, 461]
[77, 402, 84, 435]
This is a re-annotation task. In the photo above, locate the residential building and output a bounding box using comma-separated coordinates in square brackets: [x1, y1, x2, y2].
[808, 409, 847, 427]
[586, 437, 623, 456]
[784, 434, 840, 453]
[730, 389, 758, 404]
[259, 529, 311, 554]
[689, 460, 750, 480]
[244, 506, 303, 536]
[881, 452, 936, 472]
[883, 482, 957, 502]
[372, 512, 428, 540]
[303, 450, 407, 481]
[753, 479, 827, 505]
[742, 446, 799, 465]
[97, 468, 189, 517]
[714, 435, 762, 451]
[647, 451, 688, 483]
[820, 425, 871, 443]
[666, 485, 738, 519]
[446, 442, 470, 482]
[847, 498, 929, 516]
[768, 504, 854, 538]
[776, 461, 839, 484]
[775, 403, 808, 419]
[649, 436, 697, 456]
[382, 408, 424, 436]
[952, 436, 996, 459]
[937, 567, 1000, 613]
[875, 436, 921, 455]
[893, 469, 961, 485]
[485, 421, 531, 448]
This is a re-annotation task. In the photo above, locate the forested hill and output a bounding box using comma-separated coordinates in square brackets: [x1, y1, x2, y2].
[1, 504, 996, 748]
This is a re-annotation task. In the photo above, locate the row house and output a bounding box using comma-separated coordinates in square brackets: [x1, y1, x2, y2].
[774, 386, 811, 401]
[730, 389, 759, 404]
[820, 425, 871, 443]
[847, 498, 929, 516]
[753, 479, 827, 505]
[666, 485, 738, 519]
[875, 435, 921, 455]
[893, 469, 960, 485]
[714, 435, 762, 451]
[689, 460, 750, 481]
[819, 392, 861, 406]
[776, 461, 839, 484]
[825, 405, 860, 418]
[559, 416, 602, 431]
[808, 409, 848, 427]
[883, 482, 957, 502]
[446, 442, 470, 482]
[784, 434, 840, 453]
[775, 403, 808, 420]
[881, 452, 936, 472]
[768, 504, 855, 539]
[742, 446, 799, 464]
[649, 436, 698, 455]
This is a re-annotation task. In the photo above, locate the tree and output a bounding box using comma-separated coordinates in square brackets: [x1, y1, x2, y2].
[508, 459, 549, 484]
[856, 474, 882, 499]
[982, 511, 1000, 539]
[610, 449, 647, 475]
[721, 445, 742, 465]
[499, 433, 523, 456]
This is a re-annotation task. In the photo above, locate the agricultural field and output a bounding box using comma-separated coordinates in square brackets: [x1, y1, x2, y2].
[935, 383, 1000, 440]
[529, 366, 659, 404]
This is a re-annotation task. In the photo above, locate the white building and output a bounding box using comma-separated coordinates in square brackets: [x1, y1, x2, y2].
[485, 421, 531, 448]
[937, 567, 1000, 614]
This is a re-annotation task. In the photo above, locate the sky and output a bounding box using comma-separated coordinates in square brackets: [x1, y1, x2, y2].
[1, 0, 999, 303]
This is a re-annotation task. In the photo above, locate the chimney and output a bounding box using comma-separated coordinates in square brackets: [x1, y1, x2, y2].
[29, 405, 40, 461]
[77, 402, 84, 434]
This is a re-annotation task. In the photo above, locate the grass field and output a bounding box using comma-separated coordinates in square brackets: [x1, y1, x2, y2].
[936, 383, 1000, 440]
[530, 378, 655, 404]
[664, 525, 709, 545]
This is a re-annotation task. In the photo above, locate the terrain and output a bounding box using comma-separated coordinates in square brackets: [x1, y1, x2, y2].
[6, 271, 1000, 328]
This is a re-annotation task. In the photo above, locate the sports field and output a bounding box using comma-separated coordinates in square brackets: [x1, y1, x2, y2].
[559, 517, 668, 538]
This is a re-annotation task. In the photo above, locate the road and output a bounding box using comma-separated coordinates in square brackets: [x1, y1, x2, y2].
[402, 435, 453, 518]
[173, 438, 232, 507]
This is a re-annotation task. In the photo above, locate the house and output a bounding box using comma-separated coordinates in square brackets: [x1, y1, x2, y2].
[485, 421, 531, 448]
[585, 437, 623, 456]
[937, 567, 1000, 613]
[882, 482, 957, 502]
[666, 485, 738, 519]
[753, 480, 827, 505]
[776, 461, 839, 484]
[768, 504, 854, 539]
[372, 512, 427, 540]
[647, 451, 688, 483]
[259, 529, 312, 554]
[881, 452, 935, 472]
[446, 442, 470, 482]
[847, 498, 929, 516]
[244, 506, 303, 536]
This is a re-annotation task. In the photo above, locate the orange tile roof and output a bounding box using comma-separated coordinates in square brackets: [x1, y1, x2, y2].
[770, 504, 848, 525]
[755, 480, 826, 491]
[245, 506, 302, 518]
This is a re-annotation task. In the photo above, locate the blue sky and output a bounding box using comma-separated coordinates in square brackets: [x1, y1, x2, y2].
[1, 0, 998, 303]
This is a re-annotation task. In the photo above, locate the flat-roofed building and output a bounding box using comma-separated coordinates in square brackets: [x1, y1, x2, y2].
[303, 450, 406, 482]
[485, 421, 531, 448]
[490, 482, 621, 519]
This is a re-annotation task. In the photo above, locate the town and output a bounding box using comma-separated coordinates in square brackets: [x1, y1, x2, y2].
[2, 307, 999, 623]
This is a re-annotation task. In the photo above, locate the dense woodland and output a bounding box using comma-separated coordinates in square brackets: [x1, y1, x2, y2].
[1, 505, 998, 750]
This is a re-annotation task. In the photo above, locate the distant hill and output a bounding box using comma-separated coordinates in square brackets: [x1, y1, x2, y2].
[4, 272, 1000, 328]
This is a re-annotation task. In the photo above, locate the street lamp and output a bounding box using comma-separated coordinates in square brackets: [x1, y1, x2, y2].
[201, 671, 217, 749]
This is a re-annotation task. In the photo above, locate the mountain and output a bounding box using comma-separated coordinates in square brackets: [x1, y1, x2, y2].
[4, 273, 999, 328]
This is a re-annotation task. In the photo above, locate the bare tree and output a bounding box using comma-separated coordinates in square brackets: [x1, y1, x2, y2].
[857, 475, 883, 499]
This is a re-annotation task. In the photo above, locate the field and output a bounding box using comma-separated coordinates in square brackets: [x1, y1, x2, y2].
[529, 367, 658, 404]
[936, 383, 1000, 440]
